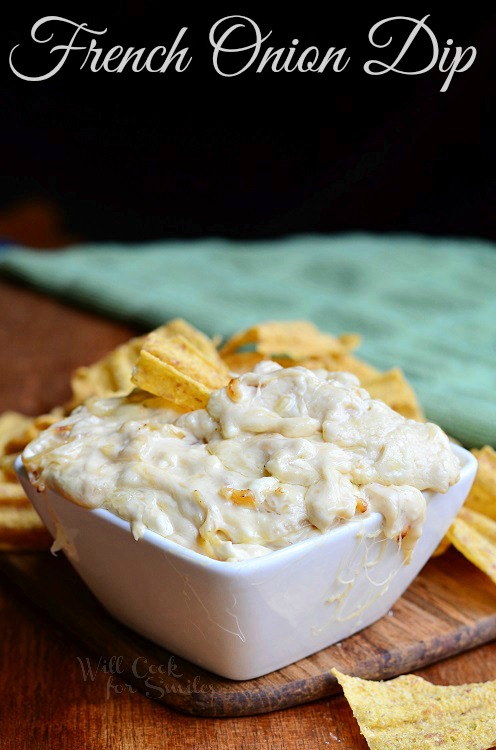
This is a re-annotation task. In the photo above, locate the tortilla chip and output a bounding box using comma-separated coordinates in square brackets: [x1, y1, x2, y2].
[362, 368, 424, 421]
[144, 334, 230, 388]
[302, 352, 382, 383]
[153, 318, 222, 363]
[0, 503, 51, 550]
[67, 335, 145, 410]
[132, 349, 214, 411]
[332, 669, 496, 750]
[465, 446, 496, 521]
[68, 320, 225, 412]
[220, 321, 359, 359]
[338, 333, 362, 351]
[0, 474, 29, 505]
[0, 452, 19, 481]
[4, 410, 64, 455]
[447, 506, 496, 584]
[124, 388, 186, 412]
[0, 412, 33, 455]
[0, 409, 66, 513]
[221, 351, 266, 374]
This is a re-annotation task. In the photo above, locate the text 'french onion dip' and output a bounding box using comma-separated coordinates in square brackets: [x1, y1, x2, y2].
[23, 363, 460, 562]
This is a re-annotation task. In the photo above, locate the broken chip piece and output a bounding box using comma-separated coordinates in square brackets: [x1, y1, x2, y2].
[131, 333, 230, 411]
[151, 317, 223, 363]
[465, 445, 496, 521]
[0, 503, 52, 550]
[447, 505, 496, 585]
[67, 335, 146, 410]
[360, 368, 424, 422]
[220, 320, 359, 359]
[67, 318, 224, 411]
[332, 668, 496, 750]
[0, 409, 64, 551]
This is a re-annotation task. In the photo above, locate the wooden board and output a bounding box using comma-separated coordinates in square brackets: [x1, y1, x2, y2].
[1, 548, 495, 718]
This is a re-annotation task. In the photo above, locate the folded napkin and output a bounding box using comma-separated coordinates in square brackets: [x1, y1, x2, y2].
[1, 233, 495, 448]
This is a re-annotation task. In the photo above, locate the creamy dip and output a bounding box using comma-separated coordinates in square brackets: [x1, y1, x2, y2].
[23, 363, 460, 562]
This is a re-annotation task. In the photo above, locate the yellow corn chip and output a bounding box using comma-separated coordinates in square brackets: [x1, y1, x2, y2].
[4, 409, 64, 454]
[67, 335, 145, 410]
[68, 321, 223, 411]
[465, 446, 496, 521]
[302, 352, 382, 382]
[338, 332, 362, 351]
[0, 473, 29, 505]
[0, 409, 66, 514]
[362, 368, 424, 421]
[144, 334, 230, 389]
[0, 504, 51, 550]
[447, 506, 496, 584]
[221, 351, 266, 374]
[153, 318, 222, 363]
[220, 320, 359, 359]
[332, 669, 496, 750]
[0, 453, 21, 482]
[125, 388, 186, 412]
[132, 349, 213, 411]
[0, 412, 33, 455]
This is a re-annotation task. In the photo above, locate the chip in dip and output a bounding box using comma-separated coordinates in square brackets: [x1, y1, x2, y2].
[22, 362, 460, 562]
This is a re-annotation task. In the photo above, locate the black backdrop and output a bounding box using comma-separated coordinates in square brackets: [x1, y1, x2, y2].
[2, 4, 495, 242]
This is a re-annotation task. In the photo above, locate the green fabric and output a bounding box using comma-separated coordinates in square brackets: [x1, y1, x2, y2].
[1, 234, 495, 448]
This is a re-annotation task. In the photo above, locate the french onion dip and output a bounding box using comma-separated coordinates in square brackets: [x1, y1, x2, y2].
[23, 362, 460, 562]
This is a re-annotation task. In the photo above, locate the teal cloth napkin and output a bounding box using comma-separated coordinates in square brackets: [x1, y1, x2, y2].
[1, 234, 495, 448]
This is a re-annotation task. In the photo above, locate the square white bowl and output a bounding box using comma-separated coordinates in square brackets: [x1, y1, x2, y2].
[16, 445, 476, 680]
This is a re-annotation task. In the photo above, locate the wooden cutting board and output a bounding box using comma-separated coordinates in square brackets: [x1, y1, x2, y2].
[1, 548, 495, 717]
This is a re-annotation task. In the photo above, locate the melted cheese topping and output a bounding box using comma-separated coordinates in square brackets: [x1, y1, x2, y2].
[23, 363, 460, 562]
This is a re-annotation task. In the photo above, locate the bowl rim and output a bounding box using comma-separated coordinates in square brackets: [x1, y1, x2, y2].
[15, 444, 476, 576]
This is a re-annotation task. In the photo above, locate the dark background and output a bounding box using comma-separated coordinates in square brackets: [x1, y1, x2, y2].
[1, 4, 495, 245]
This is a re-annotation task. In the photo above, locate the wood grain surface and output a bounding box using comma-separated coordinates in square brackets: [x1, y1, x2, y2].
[0, 280, 495, 749]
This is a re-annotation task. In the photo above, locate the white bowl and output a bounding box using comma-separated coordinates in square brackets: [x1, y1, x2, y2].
[16, 445, 476, 680]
